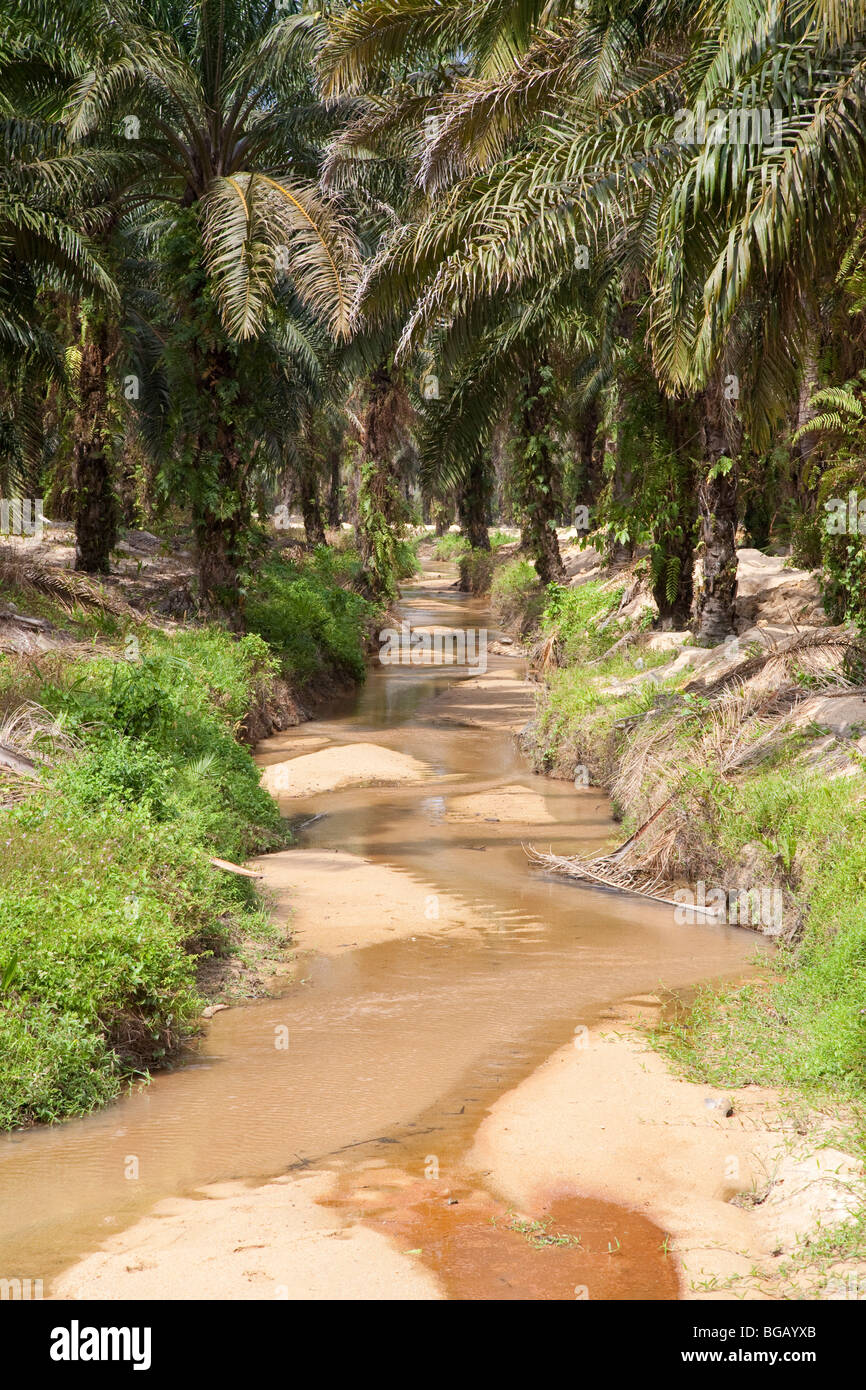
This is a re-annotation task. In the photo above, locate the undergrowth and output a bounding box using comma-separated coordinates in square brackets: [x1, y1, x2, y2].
[0, 547, 377, 1128]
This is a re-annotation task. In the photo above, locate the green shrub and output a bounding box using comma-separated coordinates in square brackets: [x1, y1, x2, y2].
[0, 617, 287, 1127]
[491, 558, 546, 633]
[0, 545, 380, 1128]
[0, 1001, 121, 1127]
[541, 580, 624, 663]
[245, 554, 376, 681]
[434, 530, 513, 562]
[393, 535, 421, 579]
[57, 738, 173, 818]
[458, 547, 496, 594]
[433, 533, 470, 561]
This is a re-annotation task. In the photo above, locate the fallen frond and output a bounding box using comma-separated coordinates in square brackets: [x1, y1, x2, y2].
[0, 701, 77, 805]
[526, 842, 686, 908]
[0, 548, 138, 619]
[689, 628, 861, 701]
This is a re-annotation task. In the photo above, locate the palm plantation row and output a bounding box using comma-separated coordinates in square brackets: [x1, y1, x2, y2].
[2, 0, 865, 640]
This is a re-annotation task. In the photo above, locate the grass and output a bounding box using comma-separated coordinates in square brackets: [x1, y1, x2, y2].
[495, 1212, 583, 1249]
[541, 579, 626, 663]
[433, 529, 513, 562]
[654, 768, 866, 1103]
[245, 548, 378, 683]
[490, 557, 546, 633]
[533, 595, 866, 1111]
[531, 579, 675, 774]
[0, 546, 379, 1129]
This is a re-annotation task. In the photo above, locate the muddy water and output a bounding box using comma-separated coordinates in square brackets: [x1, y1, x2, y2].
[0, 566, 760, 1297]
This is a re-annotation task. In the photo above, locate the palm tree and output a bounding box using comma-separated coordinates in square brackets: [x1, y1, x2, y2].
[0, 107, 119, 551]
[319, 0, 715, 597]
[644, 0, 866, 635]
[40, 0, 360, 619]
[319, 1, 605, 583]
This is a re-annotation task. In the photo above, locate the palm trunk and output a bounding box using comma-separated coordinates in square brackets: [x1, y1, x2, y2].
[795, 301, 821, 503]
[652, 396, 698, 629]
[513, 366, 565, 585]
[696, 368, 740, 644]
[572, 402, 600, 517]
[652, 527, 695, 627]
[194, 422, 249, 632]
[192, 347, 249, 629]
[327, 447, 341, 528]
[458, 455, 491, 550]
[298, 458, 326, 547]
[605, 375, 634, 570]
[357, 365, 404, 597]
[300, 491, 326, 547]
[73, 317, 118, 574]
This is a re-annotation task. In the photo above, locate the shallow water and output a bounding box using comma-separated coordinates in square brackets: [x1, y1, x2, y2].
[0, 567, 761, 1297]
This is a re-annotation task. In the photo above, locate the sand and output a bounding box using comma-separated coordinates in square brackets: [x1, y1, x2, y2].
[428, 665, 536, 733]
[52, 1172, 442, 1301]
[52, 1010, 861, 1301]
[444, 783, 557, 824]
[260, 743, 431, 798]
[468, 1014, 863, 1300]
[247, 847, 484, 954]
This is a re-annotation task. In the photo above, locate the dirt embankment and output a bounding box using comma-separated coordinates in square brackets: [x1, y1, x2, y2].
[0, 521, 376, 746]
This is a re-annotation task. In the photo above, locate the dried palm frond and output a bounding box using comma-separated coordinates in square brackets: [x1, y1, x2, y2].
[0, 547, 138, 618]
[0, 767, 36, 806]
[0, 701, 77, 765]
[591, 627, 639, 665]
[614, 677, 810, 822]
[0, 701, 76, 807]
[529, 630, 560, 675]
[526, 843, 686, 907]
[0, 744, 37, 778]
[690, 629, 861, 701]
[591, 677, 806, 882]
[699, 683, 798, 776]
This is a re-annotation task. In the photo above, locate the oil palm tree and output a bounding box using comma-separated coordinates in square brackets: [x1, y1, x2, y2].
[334, 0, 866, 638]
[0, 107, 119, 544]
[22, 0, 360, 618]
[319, 0, 718, 595]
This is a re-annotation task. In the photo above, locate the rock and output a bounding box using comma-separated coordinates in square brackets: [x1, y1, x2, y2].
[734, 548, 826, 628]
[665, 647, 716, 675]
[646, 630, 689, 653]
[704, 1097, 734, 1117]
[793, 693, 866, 739]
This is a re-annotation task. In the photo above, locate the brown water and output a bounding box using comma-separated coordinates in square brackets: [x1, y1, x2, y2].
[0, 565, 761, 1297]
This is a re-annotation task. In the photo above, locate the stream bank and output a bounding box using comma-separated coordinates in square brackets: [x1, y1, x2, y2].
[0, 558, 843, 1301]
[483, 539, 866, 1295]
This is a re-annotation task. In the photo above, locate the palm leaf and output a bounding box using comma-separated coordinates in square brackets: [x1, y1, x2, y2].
[200, 172, 360, 342]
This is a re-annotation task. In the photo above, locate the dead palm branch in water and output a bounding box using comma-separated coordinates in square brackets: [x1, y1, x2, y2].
[527, 785, 686, 905]
[526, 841, 686, 908]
